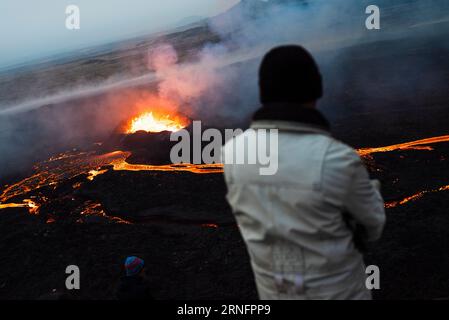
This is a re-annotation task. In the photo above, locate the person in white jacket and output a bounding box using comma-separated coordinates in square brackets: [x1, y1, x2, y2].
[222, 45, 386, 300]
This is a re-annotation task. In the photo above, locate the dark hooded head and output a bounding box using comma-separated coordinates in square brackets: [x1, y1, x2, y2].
[259, 45, 323, 105]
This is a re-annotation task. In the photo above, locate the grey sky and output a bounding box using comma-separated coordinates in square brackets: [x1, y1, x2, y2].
[0, 0, 239, 68]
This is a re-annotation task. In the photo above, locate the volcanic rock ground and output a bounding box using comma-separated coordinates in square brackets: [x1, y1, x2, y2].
[1, 127, 449, 300]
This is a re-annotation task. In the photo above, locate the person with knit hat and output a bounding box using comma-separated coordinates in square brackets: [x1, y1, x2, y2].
[222, 45, 386, 300]
[116, 256, 153, 300]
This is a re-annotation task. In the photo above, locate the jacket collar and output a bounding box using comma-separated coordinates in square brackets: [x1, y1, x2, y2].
[251, 103, 331, 135]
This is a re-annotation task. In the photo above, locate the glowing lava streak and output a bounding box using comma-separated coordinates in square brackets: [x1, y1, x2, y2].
[126, 112, 188, 133]
[105, 151, 223, 174]
[87, 169, 108, 181]
[385, 185, 449, 208]
[356, 135, 449, 208]
[0, 199, 39, 215]
[357, 135, 449, 157]
[2, 134, 449, 213]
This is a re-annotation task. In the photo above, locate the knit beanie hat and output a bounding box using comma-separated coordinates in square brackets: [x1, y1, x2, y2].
[259, 45, 323, 104]
[124, 256, 145, 276]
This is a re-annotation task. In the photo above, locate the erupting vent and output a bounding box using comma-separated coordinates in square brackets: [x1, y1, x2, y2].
[126, 111, 189, 134]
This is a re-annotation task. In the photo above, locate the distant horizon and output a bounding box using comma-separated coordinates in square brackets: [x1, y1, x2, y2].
[0, 0, 240, 69]
[0, 17, 206, 73]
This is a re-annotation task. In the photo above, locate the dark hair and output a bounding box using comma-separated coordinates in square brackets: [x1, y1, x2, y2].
[259, 45, 323, 104]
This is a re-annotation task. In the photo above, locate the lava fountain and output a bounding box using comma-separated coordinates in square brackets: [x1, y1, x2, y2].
[126, 111, 189, 134]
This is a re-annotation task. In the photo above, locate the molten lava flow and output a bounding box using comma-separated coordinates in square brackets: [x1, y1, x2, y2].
[87, 169, 108, 181]
[385, 185, 449, 208]
[126, 111, 188, 133]
[354, 135, 449, 208]
[0, 150, 107, 202]
[93, 151, 224, 175]
[2, 134, 449, 217]
[357, 135, 449, 157]
[0, 199, 39, 215]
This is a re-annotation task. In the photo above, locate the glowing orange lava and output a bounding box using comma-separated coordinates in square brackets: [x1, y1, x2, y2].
[1, 134, 449, 217]
[385, 184, 449, 208]
[87, 169, 108, 181]
[357, 135, 449, 157]
[98, 151, 223, 175]
[126, 112, 188, 134]
[0, 199, 39, 215]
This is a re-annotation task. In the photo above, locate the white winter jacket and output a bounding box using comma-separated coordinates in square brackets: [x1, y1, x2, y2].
[222, 113, 386, 300]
